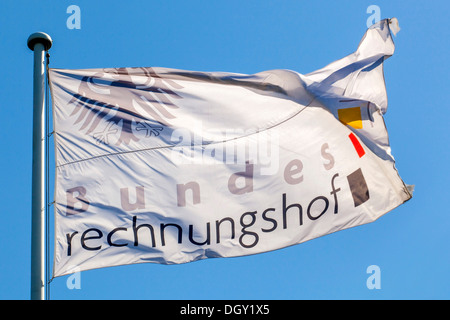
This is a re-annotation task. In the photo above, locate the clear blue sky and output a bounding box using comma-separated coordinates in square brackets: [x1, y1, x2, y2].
[0, 0, 448, 300]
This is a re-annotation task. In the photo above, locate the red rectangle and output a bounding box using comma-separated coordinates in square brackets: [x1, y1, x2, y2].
[348, 133, 365, 158]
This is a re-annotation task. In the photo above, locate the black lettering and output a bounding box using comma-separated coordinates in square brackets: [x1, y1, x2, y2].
[107, 227, 128, 247]
[261, 208, 277, 232]
[160, 223, 182, 246]
[133, 216, 156, 247]
[282, 193, 303, 229]
[215, 217, 235, 243]
[66, 231, 78, 256]
[81, 228, 102, 251]
[189, 223, 211, 245]
[307, 196, 329, 220]
[330, 173, 341, 214]
[239, 211, 259, 248]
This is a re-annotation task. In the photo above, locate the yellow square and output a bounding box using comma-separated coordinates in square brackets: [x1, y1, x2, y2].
[338, 107, 362, 129]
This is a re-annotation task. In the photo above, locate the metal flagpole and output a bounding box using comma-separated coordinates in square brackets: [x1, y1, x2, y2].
[27, 32, 52, 300]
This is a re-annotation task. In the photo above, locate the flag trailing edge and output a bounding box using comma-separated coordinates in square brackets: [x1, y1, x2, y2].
[49, 18, 412, 277]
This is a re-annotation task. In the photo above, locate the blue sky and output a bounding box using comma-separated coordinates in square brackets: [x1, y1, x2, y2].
[0, 0, 448, 300]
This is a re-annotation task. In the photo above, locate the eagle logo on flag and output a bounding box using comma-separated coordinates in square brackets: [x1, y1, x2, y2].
[68, 67, 183, 146]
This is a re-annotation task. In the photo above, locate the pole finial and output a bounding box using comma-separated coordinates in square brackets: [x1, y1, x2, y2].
[27, 32, 52, 51]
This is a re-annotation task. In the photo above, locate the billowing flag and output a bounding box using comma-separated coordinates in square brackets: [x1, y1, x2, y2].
[49, 18, 412, 277]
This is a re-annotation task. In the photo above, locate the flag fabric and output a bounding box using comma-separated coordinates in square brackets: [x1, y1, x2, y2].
[49, 18, 412, 277]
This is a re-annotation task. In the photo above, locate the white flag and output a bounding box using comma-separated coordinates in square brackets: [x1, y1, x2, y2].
[49, 19, 411, 277]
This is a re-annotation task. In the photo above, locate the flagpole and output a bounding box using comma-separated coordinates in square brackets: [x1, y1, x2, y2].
[27, 32, 52, 300]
